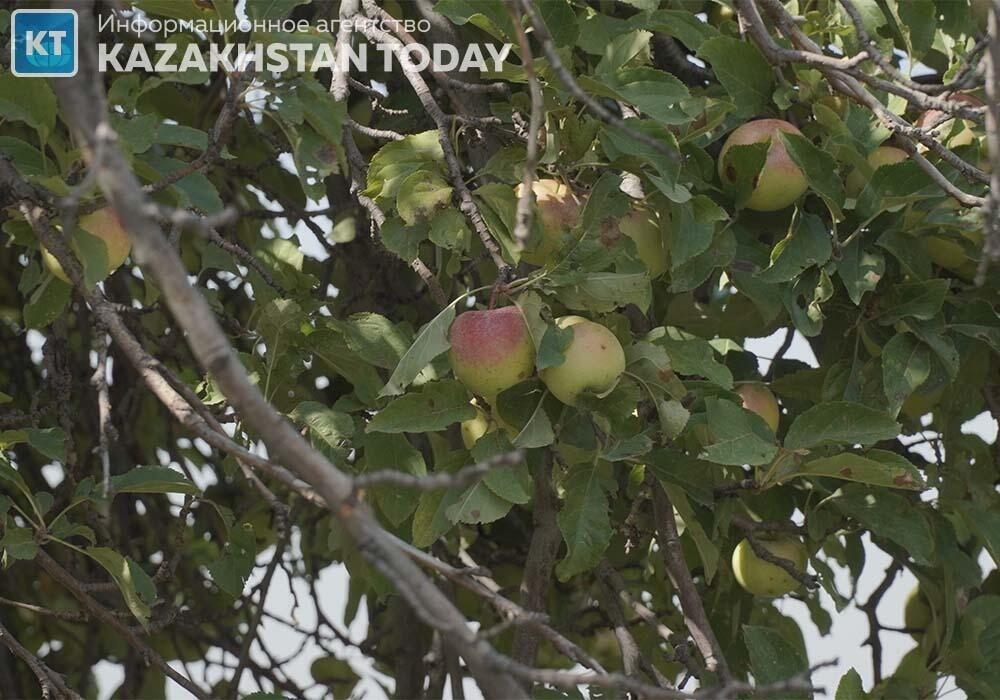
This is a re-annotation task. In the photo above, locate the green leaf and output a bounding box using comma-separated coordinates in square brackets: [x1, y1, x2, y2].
[837, 238, 884, 305]
[665, 484, 719, 582]
[537, 323, 573, 371]
[656, 400, 690, 440]
[26, 428, 66, 463]
[668, 196, 728, 270]
[697, 37, 774, 117]
[555, 463, 616, 580]
[784, 402, 900, 450]
[0, 73, 57, 137]
[310, 655, 359, 695]
[24, 276, 71, 330]
[135, 0, 218, 20]
[380, 303, 457, 397]
[835, 669, 867, 700]
[791, 450, 924, 490]
[412, 487, 460, 548]
[364, 131, 444, 204]
[834, 485, 934, 565]
[701, 398, 778, 466]
[878, 280, 950, 325]
[139, 153, 223, 214]
[291, 402, 354, 461]
[396, 171, 453, 225]
[584, 66, 690, 127]
[85, 547, 156, 624]
[110, 466, 200, 496]
[881, 333, 931, 412]
[247, 0, 308, 20]
[367, 380, 475, 433]
[855, 161, 934, 219]
[657, 335, 733, 389]
[757, 213, 833, 283]
[208, 522, 256, 598]
[959, 503, 1000, 568]
[496, 383, 555, 449]
[445, 481, 513, 525]
[743, 626, 809, 699]
[0, 527, 37, 561]
[780, 132, 845, 219]
[556, 271, 652, 314]
[309, 331, 385, 405]
[364, 434, 426, 526]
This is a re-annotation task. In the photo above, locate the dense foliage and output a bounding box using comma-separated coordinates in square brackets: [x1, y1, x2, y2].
[0, 0, 998, 698]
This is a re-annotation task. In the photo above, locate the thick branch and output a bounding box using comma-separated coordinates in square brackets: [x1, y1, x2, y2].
[648, 478, 731, 682]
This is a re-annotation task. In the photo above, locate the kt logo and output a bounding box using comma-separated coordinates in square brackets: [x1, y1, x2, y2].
[11, 9, 78, 78]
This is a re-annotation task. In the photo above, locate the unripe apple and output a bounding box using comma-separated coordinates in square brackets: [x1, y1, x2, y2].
[718, 119, 808, 212]
[915, 93, 984, 150]
[845, 146, 908, 198]
[923, 229, 983, 281]
[817, 94, 849, 118]
[42, 208, 132, 284]
[539, 316, 626, 406]
[904, 587, 935, 641]
[617, 209, 667, 277]
[460, 404, 494, 449]
[732, 536, 807, 597]
[460, 402, 515, 449]
[449, 306, 535, 402]
[735, 382, 780, 433]
[517, 178, 582, 266]
[901, 386, 945, 421]
[706, 1, 735, 26]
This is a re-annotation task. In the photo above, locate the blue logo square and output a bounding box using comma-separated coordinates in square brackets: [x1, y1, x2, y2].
[11, 9, 78, 77]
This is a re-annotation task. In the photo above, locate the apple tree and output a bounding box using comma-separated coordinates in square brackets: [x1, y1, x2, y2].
[0, 0, 999, 698]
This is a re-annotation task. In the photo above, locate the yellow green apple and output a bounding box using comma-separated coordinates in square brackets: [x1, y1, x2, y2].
[901, 386, 945, 421]
[539, 316, 626, 406]
[460, 402, 515, 449]
[732, 536, 808, 597]
[617, 209, 667, 277]
[517, 178, 583, 266]
[42, 208, 132, 284]
[923, 229, 983, 281]
[449, 306, 535, 402]
[846, 146, 908, 198]
[718, 119, 809, 212]
[915, 93, 984, 150]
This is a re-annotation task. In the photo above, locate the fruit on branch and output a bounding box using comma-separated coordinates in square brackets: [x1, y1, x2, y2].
[915, 93, 985, 150]
[706, 1, 735, 26]
[460, 402, 513, 449]
[517, 178, 583, 266]
[461, 403, 494, 449]
[540, 316, 626, 406]
[845, 146, 908, 198]
[901, 386, 945, 421]
[904, 587, 945, 651]
[735, 382, 780, 433]
[449, 306, 535, 402]
[818, 93, 849, 118]
[718, 119, 808, 212]
[922, 229, 983, 281]
[732, 536, 808, 597]
[41, 208, 132, 284]
[616, 209, 667, 277]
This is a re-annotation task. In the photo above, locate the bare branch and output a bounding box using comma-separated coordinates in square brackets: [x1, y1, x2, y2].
[355, 451, 524, 491]
[648, 478, 731, 682]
